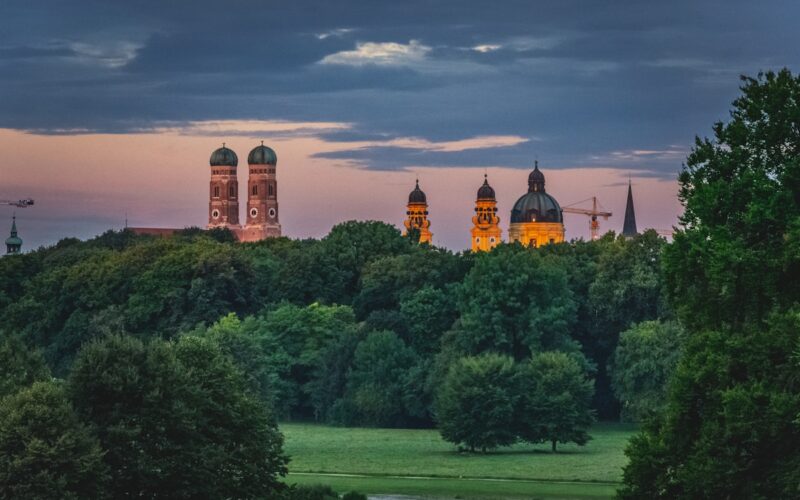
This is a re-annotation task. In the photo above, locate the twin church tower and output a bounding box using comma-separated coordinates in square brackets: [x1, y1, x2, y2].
[203, 141, 563, 249]
[403, 162, 566, 250]
[206, 143, 281, 242]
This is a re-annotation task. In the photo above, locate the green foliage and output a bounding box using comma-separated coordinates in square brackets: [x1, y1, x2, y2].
[282, 483, 338, 500]
[519, 351, 596, 451]
[0, 334, 50, 398]
[399, 284, 458, 355]
[338, 331, 420, 427]
[188, 312, 294, 417]
[454, 245, 577, 361]
[0, 381, 107, 499]
[435, 353, 520, 451]
[609, 320, 684, 421]
[621, 69, 800, 499]
[68, 334, 288, 498]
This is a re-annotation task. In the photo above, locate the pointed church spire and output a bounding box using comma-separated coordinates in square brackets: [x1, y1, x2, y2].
[622, 179, 637, 237]
[5, 214, 23, 255]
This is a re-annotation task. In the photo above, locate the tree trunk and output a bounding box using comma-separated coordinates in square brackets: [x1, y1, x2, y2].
[552, 439, 557, 452]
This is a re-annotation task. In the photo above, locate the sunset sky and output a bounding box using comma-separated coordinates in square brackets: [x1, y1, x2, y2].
[2, 1, 799, 250]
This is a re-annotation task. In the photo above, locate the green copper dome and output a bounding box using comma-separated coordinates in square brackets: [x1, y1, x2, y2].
[210, 145, 238, 167]
[248, 143, 277, 165]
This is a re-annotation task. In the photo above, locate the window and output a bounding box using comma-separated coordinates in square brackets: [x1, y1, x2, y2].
[490, 237, 496, 244]
[229, 185, 235, 198]
[268, 184, 274, 196]
[252, 185, 258, 196]
[475, 237, 481, 243]
[549, 238, 555, 244]
[213, 186, 220, 198]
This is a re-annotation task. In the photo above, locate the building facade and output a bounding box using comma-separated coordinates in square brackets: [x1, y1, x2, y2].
[404, 180, 432, 244]
[207, 145, 240, 230]
[470, 175, 502, 251]
[507, 162, 565, 247]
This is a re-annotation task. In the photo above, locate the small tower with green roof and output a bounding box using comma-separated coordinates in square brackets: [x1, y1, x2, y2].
[5, 215, 22, 255]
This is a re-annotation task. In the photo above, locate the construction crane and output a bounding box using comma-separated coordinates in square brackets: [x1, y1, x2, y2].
[562, 197, 612, 240]
[0, 198, 34, 208]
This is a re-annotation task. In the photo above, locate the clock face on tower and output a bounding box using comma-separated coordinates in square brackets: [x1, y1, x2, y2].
[250, 208, 258, 218]
[268, 208, 276, 219]
[211, 209, 220, 219]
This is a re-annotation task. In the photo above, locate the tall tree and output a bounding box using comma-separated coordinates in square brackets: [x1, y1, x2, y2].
[0, 334, 50, 398]
[620, 70, 800, 499]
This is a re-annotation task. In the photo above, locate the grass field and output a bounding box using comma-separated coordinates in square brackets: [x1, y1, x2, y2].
[282, 423, 636, 499]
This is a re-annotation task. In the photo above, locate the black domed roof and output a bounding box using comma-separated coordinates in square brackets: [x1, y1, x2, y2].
[477, 175, 496, 200]
[248, 143, 277, 165]
[408, 180, 427, 204]
[510, 191, 563, 223]
[511, 162, 562, 223]
[210, 145, 238, 167]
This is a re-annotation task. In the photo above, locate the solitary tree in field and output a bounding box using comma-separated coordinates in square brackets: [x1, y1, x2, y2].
[435, 353, 519, 452]
[518, 351, 595, 452]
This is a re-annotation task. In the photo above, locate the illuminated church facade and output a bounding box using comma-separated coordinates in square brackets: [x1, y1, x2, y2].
[404, 162, 565, 251]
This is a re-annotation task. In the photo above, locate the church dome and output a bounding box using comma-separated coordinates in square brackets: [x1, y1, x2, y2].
[210, 145, 238, 167]
[477, 175, 496, 200]
[408, 180, 427, 204]
[248, 143, 277, 165]
[510, 162, 562, 223]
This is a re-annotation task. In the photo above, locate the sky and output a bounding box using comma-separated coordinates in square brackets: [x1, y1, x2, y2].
[1, 0, 798, 250]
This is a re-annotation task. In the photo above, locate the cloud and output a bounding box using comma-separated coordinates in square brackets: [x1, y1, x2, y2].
[315, 28, 355, 40]
[472, 44, 501, 53]
[320, 40, 431, 66]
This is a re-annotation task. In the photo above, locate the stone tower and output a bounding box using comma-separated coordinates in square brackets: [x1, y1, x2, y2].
[5, 215, 22, 255]
[404, 179, 432, 244]
[508, 162, 565, 247]
[241, 142, 281, 242]
[470, 174, 502, 251]
[207, 144, 240, 229]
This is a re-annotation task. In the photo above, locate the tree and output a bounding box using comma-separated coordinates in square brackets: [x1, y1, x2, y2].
[0, 334, 50, 398]
[621, 70, 800, 499]
[454, 245, 576, 361]
[68, 334, 288, 498]
[338, 331, 420, 427]
[399, 285, 458, 356]
[609, 320, 684, 421]
[518, 351, 595, 452]
[0, 381, 107, 499]
[435, 353, 519, 452]
[186, 313, 294, 418]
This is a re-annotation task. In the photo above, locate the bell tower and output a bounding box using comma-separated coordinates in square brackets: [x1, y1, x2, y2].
[241, 142, 281, 242]
[5, 215, 22, 255]
[207, 144, 240, 229]
[403, 179, 432, 244]
[470, 174, 502, 251]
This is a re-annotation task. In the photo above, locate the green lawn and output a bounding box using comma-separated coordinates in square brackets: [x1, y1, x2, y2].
[282, 423, 635, 499]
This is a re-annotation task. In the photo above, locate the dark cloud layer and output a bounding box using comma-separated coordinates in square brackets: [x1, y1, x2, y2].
[1, 0, 798, 175]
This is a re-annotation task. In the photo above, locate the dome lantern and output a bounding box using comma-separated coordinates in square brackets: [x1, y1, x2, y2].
[528, 160, 545, 192]
[477, 174, 496, 200]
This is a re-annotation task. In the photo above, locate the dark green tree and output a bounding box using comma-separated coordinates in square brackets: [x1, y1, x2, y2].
[338, 331, 419, 427]
[435, 353, 519, 452]
[0, 334, 50, 398]
[0, 381, 107, 499]
[609, 320, 684, 422]
[68, 334, 288, 498]
[518, 351, 595, 452]
[620, 70, 800, 499]
[454, 245, 576, 361]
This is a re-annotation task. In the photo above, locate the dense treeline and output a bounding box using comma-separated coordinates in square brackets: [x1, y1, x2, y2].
[0, 221, 668, 427]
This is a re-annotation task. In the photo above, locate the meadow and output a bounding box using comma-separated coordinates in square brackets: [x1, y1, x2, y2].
[282, 423, 636, 499]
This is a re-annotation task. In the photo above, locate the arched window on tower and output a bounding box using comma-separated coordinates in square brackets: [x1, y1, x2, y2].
[229, 185, 235, 198]
[213, 186, 220, 198]
[269, 183, 274, 197]
[252, 185, 258, 196]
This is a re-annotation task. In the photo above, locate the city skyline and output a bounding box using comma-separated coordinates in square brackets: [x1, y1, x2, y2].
[2, 1, 798, 249]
